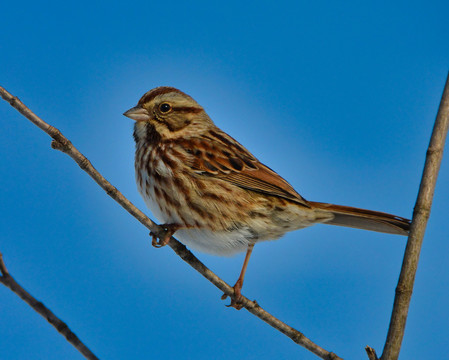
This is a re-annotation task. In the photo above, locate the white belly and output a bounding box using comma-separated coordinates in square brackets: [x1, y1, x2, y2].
[175, 228, 255, 256]
[137, 171, 255, 256]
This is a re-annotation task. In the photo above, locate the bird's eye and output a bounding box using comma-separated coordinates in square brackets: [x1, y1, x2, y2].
[159, 103, 172, 113]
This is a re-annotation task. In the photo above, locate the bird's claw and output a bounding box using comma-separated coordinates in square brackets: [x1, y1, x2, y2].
[226, 298, 244, 310]
[221, 281, 244, 310]
[150, 231, 169, 248]
[150, 225, 176, 248]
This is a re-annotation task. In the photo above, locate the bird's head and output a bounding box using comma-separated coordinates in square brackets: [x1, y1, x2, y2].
[124, 87, 213, 143]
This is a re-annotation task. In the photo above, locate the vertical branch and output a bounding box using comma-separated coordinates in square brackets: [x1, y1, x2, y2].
[380, 73, 449, 360]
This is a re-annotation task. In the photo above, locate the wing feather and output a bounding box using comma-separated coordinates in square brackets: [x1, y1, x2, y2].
[176, 129, 309, 207]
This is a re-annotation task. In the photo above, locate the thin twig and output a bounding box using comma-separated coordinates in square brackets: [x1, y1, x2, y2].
[365, 346, 379, 360]
[0, 253, 9, 276]
[379, 73, 449, 360]
[0, 85, 342, 360]
[0, 252, 99, 360]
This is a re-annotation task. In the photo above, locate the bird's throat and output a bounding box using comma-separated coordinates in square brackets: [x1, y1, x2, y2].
[133, 122, 162, 146]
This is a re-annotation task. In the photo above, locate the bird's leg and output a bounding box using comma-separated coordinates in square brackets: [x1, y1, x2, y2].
[150, 223, 183, 248]
[222, 243, 255, 310]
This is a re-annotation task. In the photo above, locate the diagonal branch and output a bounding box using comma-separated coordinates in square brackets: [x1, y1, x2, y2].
[0, 253, 99, 360]
[0, 85, 342, 360]
[378, 73, 449, 360]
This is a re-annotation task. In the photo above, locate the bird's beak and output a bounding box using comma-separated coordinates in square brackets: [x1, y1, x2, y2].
[123, 106, 151, 121]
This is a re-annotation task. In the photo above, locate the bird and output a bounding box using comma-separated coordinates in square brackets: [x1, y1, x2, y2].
[123, 86, 410, 309]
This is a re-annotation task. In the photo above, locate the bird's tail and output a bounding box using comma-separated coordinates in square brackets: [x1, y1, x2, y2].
[309, 202, 410, 236]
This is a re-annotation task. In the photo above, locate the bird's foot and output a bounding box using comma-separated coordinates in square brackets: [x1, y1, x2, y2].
[221, 279, 244, 310]
[150, 223, 181, 248]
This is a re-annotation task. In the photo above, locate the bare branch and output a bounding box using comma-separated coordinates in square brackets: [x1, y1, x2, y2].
[0, 252, 99, 360]
[379, 73, 449, 360]
[0, 85, 342, 360]
[0, 252, 9, 276]
[365, 346, 379, 360]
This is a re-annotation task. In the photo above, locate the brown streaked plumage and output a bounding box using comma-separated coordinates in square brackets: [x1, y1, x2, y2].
[124, 86, 410, 309]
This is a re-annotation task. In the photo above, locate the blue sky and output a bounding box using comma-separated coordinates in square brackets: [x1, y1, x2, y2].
[1, 1, 448, 359]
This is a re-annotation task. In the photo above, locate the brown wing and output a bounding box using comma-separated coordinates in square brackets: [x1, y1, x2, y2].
[176, 128, 310, 207]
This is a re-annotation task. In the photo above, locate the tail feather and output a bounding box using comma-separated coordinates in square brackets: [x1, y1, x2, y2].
[309, 202, 410, 236]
